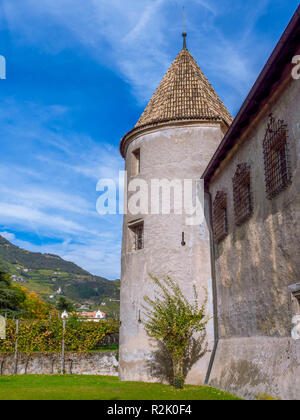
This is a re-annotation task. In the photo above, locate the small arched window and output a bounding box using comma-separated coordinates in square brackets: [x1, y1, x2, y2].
[212, 191, 228, 243]
[232, 163, 253, 226]
[263, 114, 291, 199]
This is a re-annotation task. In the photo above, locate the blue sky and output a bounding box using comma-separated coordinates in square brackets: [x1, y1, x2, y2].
[0, 0, 298, 279]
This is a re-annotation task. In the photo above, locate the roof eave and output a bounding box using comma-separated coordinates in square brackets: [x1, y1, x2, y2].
[120, 117, 231, 158]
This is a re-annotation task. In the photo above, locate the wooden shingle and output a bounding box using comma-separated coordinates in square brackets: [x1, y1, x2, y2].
[135, 48, 233, 128]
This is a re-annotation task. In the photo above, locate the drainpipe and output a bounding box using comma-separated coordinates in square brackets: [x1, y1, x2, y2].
[204, 190, 219, 385]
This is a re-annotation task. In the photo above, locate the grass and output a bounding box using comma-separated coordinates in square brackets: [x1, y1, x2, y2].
[0, 375, 241, 400]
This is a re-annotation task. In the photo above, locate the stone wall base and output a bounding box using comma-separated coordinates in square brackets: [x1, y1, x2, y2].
[208, 337, 300, 400]
[119, 347, 213, 385]
[0, 352, 118, 376]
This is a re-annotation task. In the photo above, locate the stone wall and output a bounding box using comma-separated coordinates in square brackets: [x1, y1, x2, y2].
[209, 78, 300, 339]
[209, 337, 300, 400]
[207, 76, 300, 399]
[0, 351, 118, 376]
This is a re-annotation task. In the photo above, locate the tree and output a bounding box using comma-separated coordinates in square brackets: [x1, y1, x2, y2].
[20, 289, 55, 320]
[56, 296, 75, 312]
[143, 275, 208, 389]
[0, 267, 26, 317]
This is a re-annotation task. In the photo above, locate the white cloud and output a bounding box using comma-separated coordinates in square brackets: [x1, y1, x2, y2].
[0, 185, 93, 215]
[0, 203, 89, 235]
[37, 145, 123, 182]
[193, 0, 218, 15]
[0, 98, 123, 278]
[0, 231, 16, 241]
[124, 0, 166, 43]
[1, 0, 276, 113]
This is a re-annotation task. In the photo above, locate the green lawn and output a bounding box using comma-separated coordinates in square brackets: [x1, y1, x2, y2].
[0, 375, 241, 400]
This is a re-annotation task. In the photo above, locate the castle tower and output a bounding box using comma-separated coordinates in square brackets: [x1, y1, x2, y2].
[119, 36, 232, 384]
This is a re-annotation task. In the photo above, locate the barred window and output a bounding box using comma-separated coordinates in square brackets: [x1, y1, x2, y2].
[263, 114, 291, 199]
[233, 163, 253, 226]
[129, 221, 144, 250]
[212, 191, 228, 243]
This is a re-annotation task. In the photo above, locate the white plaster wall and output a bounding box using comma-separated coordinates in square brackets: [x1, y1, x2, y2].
[119, 123, 225, 384]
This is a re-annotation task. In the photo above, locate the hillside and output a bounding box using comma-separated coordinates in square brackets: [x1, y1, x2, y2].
[0, 235, 120, 318]
[0, 236, 90, 275]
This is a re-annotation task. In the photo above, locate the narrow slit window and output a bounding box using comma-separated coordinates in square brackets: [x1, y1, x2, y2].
[129, 221, 144, 251]
[294, 292, 300, 313]
[212, 191, 228, 243]
[263, 114, 291, 199]
[288, 284, 300, 316]
[132, 149, 140, 176]
[233, 163, 253, 226]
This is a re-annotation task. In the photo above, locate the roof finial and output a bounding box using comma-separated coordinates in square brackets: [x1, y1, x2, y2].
[182, 6, 187, 50]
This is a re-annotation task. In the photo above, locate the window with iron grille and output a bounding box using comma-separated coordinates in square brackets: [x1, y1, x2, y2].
[233, 163, 253, 226]
[212, 191, 228, 243]
[263, 114, 291, 199]
[129, 222, 144, 250]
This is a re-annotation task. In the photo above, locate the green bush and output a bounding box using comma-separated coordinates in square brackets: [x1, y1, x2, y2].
[143, 275, 208, 388]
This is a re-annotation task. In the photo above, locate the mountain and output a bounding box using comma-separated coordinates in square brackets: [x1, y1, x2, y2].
[0, 235, 120, 318]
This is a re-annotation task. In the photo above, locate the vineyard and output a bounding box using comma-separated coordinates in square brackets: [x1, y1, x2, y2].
[0, 318, 119, 374]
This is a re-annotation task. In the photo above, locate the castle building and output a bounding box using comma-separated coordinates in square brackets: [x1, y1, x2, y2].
[119, 6, 300, 399]
[202, 7, 300, 399]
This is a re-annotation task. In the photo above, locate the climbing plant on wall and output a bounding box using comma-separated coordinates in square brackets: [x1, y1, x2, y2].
[143, 275, 208, 389]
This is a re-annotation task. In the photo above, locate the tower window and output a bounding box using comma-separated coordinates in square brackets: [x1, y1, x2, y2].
[132, 148, 141, 176]
[212, 191, 228, 243]
[293, 291, 300, 314]
[128, 221, 144, 251]
[263, 114, 291, 199]
[233, 163, 253, 226]
[288, 283, 300, 316]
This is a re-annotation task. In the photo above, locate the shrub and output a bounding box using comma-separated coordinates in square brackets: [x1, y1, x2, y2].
[143, 275, 208, 389]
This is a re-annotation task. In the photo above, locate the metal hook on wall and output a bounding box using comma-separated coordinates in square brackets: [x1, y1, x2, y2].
[181, 232, 186, 246]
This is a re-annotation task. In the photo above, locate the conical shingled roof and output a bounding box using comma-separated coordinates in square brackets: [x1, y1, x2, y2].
[135, 48, 233, 128]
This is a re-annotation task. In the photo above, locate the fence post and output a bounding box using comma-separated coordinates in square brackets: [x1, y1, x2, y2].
[61, 319, 66, 374]
[14, 319, 19, 375]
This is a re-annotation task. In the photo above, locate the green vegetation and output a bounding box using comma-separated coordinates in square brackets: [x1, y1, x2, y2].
[0, 235, 120, 318]
[0, 266, 56, 319]
[0, 236, 88, 275]
[143, 276, 208, 389]
[0, 375, 242, 400]
[0, 319, 119, 356]
[0, 267, 26, 317]
[256, 393, 281, 401]
[56, 296, 75, 312]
